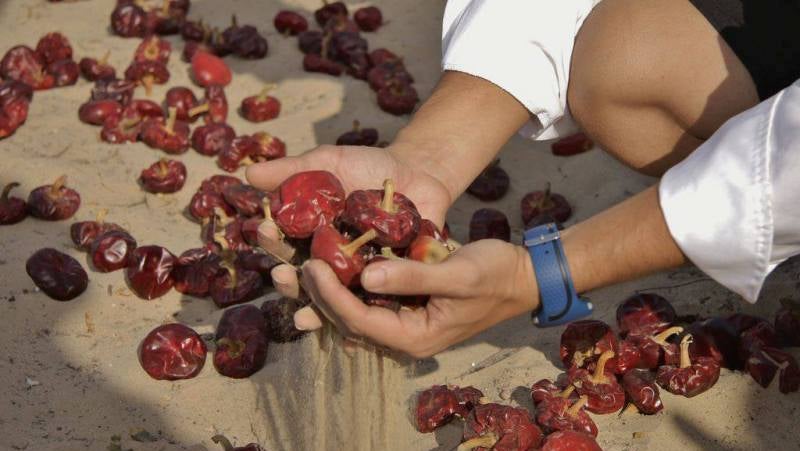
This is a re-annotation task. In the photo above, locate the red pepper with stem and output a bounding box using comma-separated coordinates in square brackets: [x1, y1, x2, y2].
[377, 82, 419, 115]
[189, 85, 228, 124]
[139, 158, 187, 193]
[124, 60, 169, 96]
[210, 252, 264, 308]
[188, 180, 239, 222]
[616, 293, 677, 337]
[27, 175, 81, 220]
[560, 319, 617, 369]
[467, 160, 510, 202]
[535, 388, 598, 437]
[274, 11, 308, 35]
[70, 209, 125, 249]
[270, 170, 346, 239]
[569, 350, 625, 414]
[342, 179, 421, 247]
[222, 184, 266, 217]
[46, 59, 79, 87]
[407, 235, 452, 264]
[621, 368, 663, 415]
[125, 245, 176, 300]
[201, 208, 251, 252]
[414, 385, 461, 433]
[217, 135, 260, 172]
[164, 86, 198, 121]
[110, 2, 148, 38]
[241, 85, 281, 122]
[79, 51, 116, 81]
[91, 79, 135, 105]
[0, 182, 27, 225]
[656, 334, 721, 397]
[531, 377, 574, 405]
[35, 32, 73, 65]
[0, 46, 55, 90]
[140, 107, 191, 154]
[687, 317, 741, 369]
[138, 323, 207, 381]
[460, 403, 544, 451]
[468, 208, 511, 242]
[368, 61, 414, 92]
[89, 230, 137, 272]
[133, 35, 171, 64]
[624, 325, 684, 370]
[100, 107, 143, 144]
[311, 226, 377, 286]
[314, 0, 348, 27]
[254, 197, 298, 263]
[172, 247, 223, 297]
[368, 49, 401, 67]
[336, 120, 379, 146]
[521, 184, 572, 227]
[213, 304, 269, 378]
[251, 132, 287, 161]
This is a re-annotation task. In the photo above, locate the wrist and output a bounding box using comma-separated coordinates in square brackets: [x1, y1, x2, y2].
[512, 244, 540, 314]
[388, 129, 463, 202]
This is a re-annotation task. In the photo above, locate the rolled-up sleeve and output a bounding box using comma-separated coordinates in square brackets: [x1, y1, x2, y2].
[441, 0, 598, 140]
[659, 80, 800, 303]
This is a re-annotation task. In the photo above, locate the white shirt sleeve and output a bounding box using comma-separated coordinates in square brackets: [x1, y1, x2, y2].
[441, 0, 600, 140]
[659, 80, 800, 303]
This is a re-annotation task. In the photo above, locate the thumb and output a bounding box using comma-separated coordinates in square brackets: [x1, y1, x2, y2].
[245, 156, 310, 191]
[360, 257, 475, 298]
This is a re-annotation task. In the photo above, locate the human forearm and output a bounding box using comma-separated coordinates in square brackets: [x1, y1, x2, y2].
[561, 184, 687, 294]
[389, 71, 530, 201]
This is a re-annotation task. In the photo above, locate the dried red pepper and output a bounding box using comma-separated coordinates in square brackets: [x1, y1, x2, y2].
[133, 35, 171, 65]
[209, 252, 264, 308]
[461, 402, 543, 451]
[468, 208, 511, 242]
[79, 99, 123, 126]
[35, 32, 73, 64]
[467, 160, 510, 202]
[311, 225, 377, 286]
[70, 210, 125, 250]
[138, 323, 207, 380]
[336, 120, 379, 146]
[621, 368, 663, 415]
[191, 50, 232, 87]
[377, 82, 419, 115]
[26, 248, 88, 301]
[559, 320, 617, 369]
[172, 247, 222, 297]
[521, 185, 572, 227]
[342, 179, 421, 248]
[90, 230, 137, 272]
[190, 85, 228, 124]
[569, 350, 625, 414]
[139, 158, 187, 193]
[251, 132, 286, 162]
[616, 293, 677, 337]
[241, 85, 281, 122]
[124, 60, 170, 95]
[541, 431, 602, 451]
[46, 59, 79, 87]
[164, 86, 198, 121]
[79, 52, 116, 81]
[0, 46, 55, 90]
[27, 175, 81, 220]
[536, 389, 598, 437]
[126, 245, 176, 300]
[140, 107, 191, 154]
[270, 170, 346, 239]
[222, 184, 266, 217]
[191, 122, 236, 156]
[656, 334, 721, 397]
[0, 182, 27, 225]
[274, 10, 309, 35]
[213, 304, 269, 378]
[551, 133, 594, 157]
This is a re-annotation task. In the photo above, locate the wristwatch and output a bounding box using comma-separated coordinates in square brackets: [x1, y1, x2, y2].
[523, 223, 593, 327]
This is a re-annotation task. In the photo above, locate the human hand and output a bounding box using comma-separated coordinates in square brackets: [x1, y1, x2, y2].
[246, 143, 456, 306]
[297, 239, 539, 358]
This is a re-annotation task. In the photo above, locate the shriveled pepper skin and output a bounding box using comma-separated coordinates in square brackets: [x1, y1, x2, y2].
[270, 171, 346, 239]
[138, 323, 207, 380]
[213, 305, 269, 378]
[26, 248, 88, 301]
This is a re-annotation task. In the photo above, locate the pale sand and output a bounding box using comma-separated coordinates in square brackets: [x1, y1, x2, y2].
[1, 1, 798, 450]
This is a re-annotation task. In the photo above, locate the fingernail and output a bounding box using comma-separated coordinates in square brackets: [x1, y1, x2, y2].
[361, 266, 386, 289]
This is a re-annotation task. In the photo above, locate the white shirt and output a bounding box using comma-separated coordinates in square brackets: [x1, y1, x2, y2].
[441, 0, 800, 302]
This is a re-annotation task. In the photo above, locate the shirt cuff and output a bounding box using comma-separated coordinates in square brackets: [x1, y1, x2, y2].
[441, 0, 597, 141]
[659, 88, 787, 303]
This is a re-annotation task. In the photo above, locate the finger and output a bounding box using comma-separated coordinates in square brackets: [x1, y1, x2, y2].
[258, 220, 296, 262]
[246, 156, 312, 191]
[302, 260, 425, 350]
[360, 257, 474, 297]
[271, 264, 301, 299]
[294, 305, 323, 331]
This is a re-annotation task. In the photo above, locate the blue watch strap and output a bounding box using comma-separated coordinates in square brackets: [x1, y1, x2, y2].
[523, 223, 593, 327]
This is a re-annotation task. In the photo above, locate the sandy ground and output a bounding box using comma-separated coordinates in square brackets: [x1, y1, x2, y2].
[1, 1, 799, 450]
